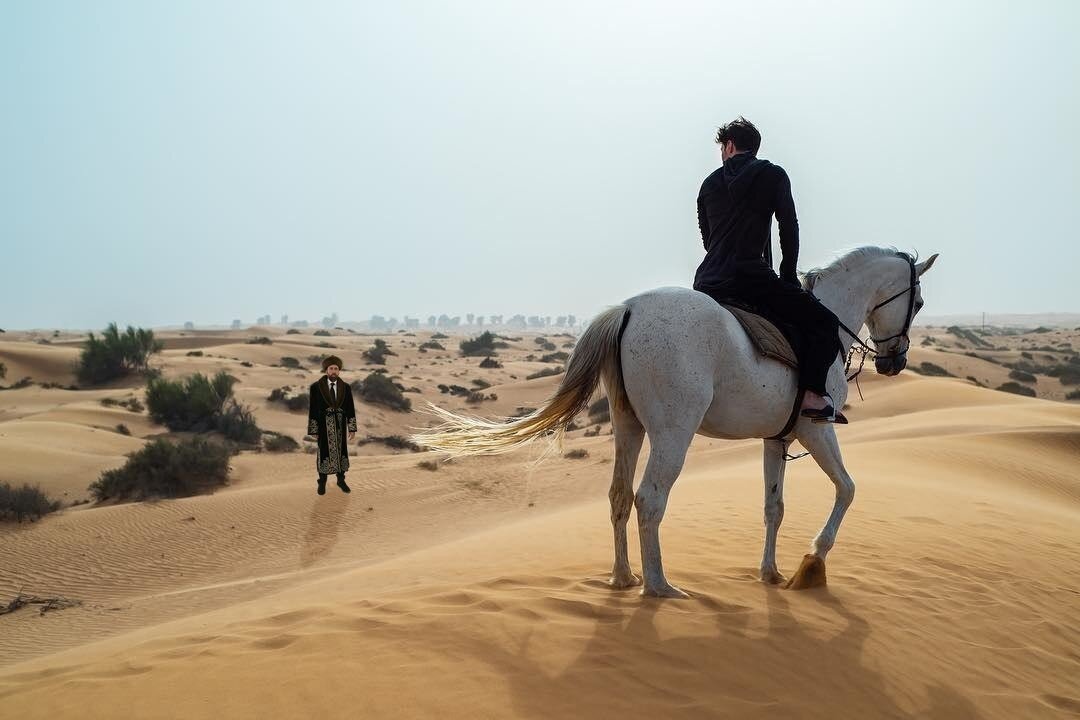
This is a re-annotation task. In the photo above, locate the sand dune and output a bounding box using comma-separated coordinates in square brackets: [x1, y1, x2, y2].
[1, 328, 1078, 719]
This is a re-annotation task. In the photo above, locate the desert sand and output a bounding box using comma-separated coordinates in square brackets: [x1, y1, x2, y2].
[1, 325, 1078, 719]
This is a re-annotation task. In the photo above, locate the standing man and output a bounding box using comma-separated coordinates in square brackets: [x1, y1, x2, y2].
[308, 355, 357, 494]
[693, 117, 844, 422]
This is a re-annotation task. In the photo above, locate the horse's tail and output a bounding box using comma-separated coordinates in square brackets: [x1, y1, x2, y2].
[410, 305, 631, 457]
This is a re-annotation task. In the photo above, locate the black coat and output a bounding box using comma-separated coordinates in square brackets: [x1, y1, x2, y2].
[307, 375, 357, 476]
[693, 153, 800, 293]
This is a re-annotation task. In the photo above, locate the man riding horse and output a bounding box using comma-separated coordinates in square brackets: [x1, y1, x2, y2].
[693, 117, 844, 423]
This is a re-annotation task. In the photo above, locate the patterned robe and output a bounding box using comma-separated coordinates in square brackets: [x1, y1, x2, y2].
[308, 376, 357, 475]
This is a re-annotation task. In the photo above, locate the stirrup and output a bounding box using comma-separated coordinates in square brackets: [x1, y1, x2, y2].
[800, 405, 849, 424]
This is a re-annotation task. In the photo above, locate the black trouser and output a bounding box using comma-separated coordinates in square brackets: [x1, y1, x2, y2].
[318, 473, 345, 482]
[699, 273, 842, 396]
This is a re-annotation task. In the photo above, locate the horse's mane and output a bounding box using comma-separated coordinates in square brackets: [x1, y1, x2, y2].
[803, 246, 916, 289]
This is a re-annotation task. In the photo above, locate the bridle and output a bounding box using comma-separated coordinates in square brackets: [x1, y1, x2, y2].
[834, 253, 920, 393]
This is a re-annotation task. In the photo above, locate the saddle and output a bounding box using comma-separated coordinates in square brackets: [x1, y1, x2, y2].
[720, 303, 798, 369]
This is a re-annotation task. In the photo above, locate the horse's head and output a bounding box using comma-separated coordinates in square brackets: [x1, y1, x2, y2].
[865, 252, 939, 376]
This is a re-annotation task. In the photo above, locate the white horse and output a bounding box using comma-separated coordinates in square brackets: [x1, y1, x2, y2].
[413, 247, 939, 596]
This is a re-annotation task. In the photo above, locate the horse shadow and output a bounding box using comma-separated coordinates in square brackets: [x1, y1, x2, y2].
[467, 580, 984, 720]
[299, 492, 350, 568]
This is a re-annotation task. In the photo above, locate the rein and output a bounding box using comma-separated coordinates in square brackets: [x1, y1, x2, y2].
[784, 254, 919, 460]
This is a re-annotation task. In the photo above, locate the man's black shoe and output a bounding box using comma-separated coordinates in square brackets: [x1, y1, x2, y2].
[337, 478, 351, 494]
[317, 478, 327, 495]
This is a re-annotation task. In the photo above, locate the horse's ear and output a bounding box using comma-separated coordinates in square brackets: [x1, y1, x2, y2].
[916, 253, 939, 277]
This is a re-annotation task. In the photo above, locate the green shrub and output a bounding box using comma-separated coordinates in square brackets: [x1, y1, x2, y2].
[363, 339, 396, 365]
[911, 362, 953, 377]
[247, 336, 272, 345]
[419, 341, 445, 351]
[995, 382, 1036, 397]
[264, 433, 299, 452]
[214, 401, 261, 444]
[186, 350, 204, 357]
[541, 351, 569, 363]
[563, 449, 589, 460]
[1008, 369, 1037, 383]
[479, 357, 502, 369]
[314, 330, 332, 337]
[240, 360, 254, 368]
[417, 459, 439, 471]
[1066, 389, 1080, 400]
[431, 332, 449, 340]
[588, 396, 610, 423]
[526, 367, 563, 381]
[77, 323, 163, 385]
[460, 332, 509, 357]
[286, 329, 301, 335]
[0, 361, 5, 380]
[115, 424, 131, 435]
[470, 378, 491, 389]
[354, 373, 411, 411]
[280, 356, 302, 369]
[0, 482, 60, 522]
[146, 371, 260, 443]
[89, 437, 232, 501]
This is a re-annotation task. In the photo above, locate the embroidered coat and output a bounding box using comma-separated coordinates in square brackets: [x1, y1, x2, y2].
[308, 376, 357, 475]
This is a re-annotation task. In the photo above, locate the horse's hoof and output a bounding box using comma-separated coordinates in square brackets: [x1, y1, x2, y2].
[642, 583, 690, 599]
[608, 572, 642, 589]
[784, 554, 827, 590]
[760, 568, 787, 585]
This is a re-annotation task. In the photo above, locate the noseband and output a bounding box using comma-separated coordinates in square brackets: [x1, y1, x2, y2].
[867, 256, 919, 362]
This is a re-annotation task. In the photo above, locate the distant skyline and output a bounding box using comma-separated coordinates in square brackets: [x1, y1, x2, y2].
[3, 1, 1079, 330]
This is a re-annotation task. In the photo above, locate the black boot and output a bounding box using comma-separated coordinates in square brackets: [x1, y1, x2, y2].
[336, 474, 351, 494]
[317, 475, 327, 495]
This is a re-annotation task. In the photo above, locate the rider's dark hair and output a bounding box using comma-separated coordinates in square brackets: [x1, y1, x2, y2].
[715, 117, 762, 155]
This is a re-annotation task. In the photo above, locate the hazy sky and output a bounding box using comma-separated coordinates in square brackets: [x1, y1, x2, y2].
[2, 1, 1078, 330]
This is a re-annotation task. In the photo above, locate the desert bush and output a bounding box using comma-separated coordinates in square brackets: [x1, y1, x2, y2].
[364, 339, 396, 365]
[146, 371, 260, 443]
[911, 362, 953, 377]
[564, 449, 589, 460]
[511, 407, 537, 418]
[460, 332, 510, 357]
[966, 376, 986, 388]
[588, 396, 611, 423]
[541, 351, 569, 363]
[470, 379, 491, 389]
[314, 330, 332, 336]
[1066, 389, 1080, 400]
[431, 332, 449, 340]
[0, 482, 60, 522]
[280, 356, 302, 369]
[240, 361, 253, 368]
[247, 336, 272, 345]
[541, 342, 557, 351]
[417, 459, 439, 471]
[186, 350, 204, 357]
[946, 326, 992, 349]
[466, 391, 496, 404]
[89, 437, 232, 502]
[267, 387, 308, 412]
[286, 329, 301, 335]
[317, 342, 336, 349]
[77, 323, 163, 385]
[526, 367, 563, 381]
[356, 434, 421, 451]
[264, 433, 300, 452]
[0, 361, 5, 380]
[479, 357, 502, 369]
[115, 424, 131, 435]
[354, 373, 411, 411]
[214, 401, 261, 444]
[1008, 369, 1037, 383]
[419, 341, 445, 351]
[438, 384, 471, 397]
[995, 382, 1036, 397]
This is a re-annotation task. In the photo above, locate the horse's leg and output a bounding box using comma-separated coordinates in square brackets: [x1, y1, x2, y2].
[786, 426, 855, 590]
[609, 408, 645, 588]
[760, 438, 790, 585]
[635, 427, 695, 599]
